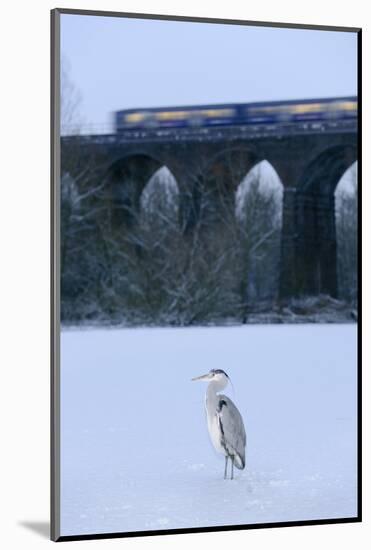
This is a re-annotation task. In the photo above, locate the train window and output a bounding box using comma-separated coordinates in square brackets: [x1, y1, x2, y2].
[156, 111, 189, 121]
[329, 101, 357, 112]
[124, 113, 149, 124]
[290, 103, 324, 114]
[201, 108, 235, 118]
[124, 112, 146, 123]
[248, 103, 327, 117]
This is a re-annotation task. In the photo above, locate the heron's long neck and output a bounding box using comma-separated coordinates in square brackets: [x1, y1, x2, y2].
[205, 380, 224, 413]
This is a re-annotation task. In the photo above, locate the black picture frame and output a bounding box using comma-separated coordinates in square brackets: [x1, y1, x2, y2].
[51, 7, 362, 542]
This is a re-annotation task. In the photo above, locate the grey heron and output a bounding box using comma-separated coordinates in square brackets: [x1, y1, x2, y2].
[192, 369, 246, 480]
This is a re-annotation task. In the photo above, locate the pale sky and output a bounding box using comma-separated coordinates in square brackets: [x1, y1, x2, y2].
[61, 13, 357, 130]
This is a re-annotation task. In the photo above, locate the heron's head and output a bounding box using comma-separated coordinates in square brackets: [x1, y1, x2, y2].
[192, 369, 230, 387]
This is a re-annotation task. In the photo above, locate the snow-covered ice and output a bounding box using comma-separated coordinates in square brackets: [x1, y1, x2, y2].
[60, 324, 357, 536]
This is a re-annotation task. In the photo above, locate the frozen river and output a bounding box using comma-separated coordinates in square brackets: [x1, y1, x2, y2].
[60, 324, 358, 536]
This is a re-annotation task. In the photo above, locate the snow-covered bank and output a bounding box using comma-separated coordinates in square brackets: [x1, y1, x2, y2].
[60, 324, 357, 536]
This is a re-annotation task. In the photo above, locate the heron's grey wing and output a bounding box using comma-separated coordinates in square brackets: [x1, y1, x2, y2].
[217, 395, 246, 469]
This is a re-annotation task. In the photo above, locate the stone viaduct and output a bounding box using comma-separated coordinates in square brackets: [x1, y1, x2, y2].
[61, 117, 357, 299]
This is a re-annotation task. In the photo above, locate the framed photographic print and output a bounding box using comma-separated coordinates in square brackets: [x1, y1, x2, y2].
[51, 8, 361, 542]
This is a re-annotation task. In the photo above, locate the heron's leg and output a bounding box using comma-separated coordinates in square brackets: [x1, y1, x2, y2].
[224, 456, 228, 479]
[231, 456, 234, 480]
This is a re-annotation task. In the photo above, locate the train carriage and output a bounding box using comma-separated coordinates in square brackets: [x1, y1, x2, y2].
[115, 97, 357, 132]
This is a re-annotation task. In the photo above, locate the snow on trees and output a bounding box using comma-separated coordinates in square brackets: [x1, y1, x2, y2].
[60, 150, 356, 326]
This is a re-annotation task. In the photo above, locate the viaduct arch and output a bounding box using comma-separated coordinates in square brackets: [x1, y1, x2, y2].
[61, 121, 357, 300]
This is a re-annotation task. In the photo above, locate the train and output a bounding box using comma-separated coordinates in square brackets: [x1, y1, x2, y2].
[115, 97, 357, 132]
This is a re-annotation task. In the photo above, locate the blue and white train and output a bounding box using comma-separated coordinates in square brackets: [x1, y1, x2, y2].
[115, 97, 357, 132]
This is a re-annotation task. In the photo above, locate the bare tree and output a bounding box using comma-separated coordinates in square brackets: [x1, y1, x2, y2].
[61, 56, 83, 135]
[60, 163, 109, 322]
[60, 147, 284, 326]
[60, 60, 115, 321]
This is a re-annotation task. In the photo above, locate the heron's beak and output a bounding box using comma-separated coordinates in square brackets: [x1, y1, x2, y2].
[191, 373, 211, 382]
